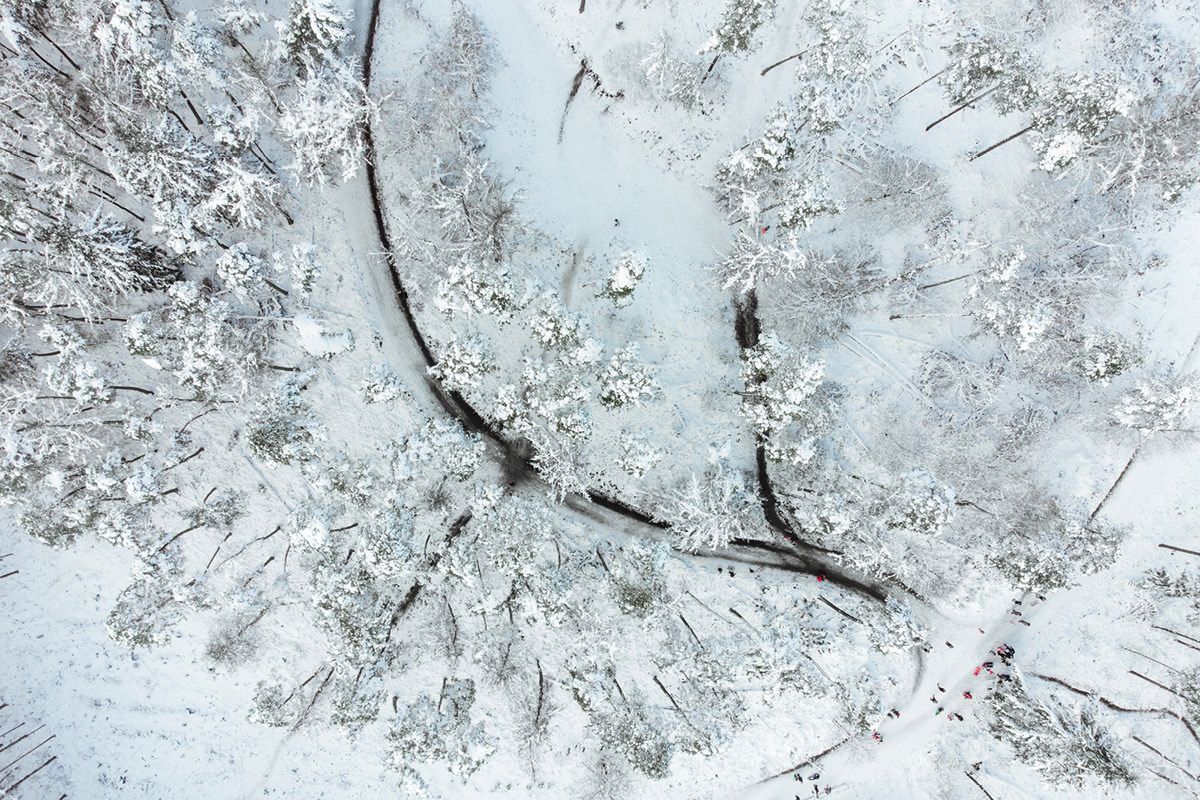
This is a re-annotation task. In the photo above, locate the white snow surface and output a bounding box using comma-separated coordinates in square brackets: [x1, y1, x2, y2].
[5, 0, 1200, 799]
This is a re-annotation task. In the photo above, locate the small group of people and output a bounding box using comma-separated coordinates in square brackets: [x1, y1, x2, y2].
[792, 771, 831, 796]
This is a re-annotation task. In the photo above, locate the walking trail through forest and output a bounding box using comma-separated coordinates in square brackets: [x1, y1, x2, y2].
[348, 0, 1069, 793]
[356, 0, 892, 604]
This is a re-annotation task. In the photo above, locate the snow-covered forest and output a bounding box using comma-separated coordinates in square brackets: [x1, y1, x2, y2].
[2, 0, 1200, 797]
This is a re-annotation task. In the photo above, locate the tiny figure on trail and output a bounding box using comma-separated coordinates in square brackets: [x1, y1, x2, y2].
[891, 709, 900, 718]
[955, 713, 964, 721]
[973, 666, 981, 676]
[871, 730, 883, 742]
[614, 218, 620, 226]
[963, 691, 973, 699]
[1014, 599, 1023, 605]
[930, 696, 938, 703]
[978, 628, 985, 634]
[1019, 619, 1031, 626]
[937, 684, 946, 692]
[816, 573, 826, 582]
[972, 762, 982, 771]
[812, 786, 820, 797]
[793, 773, 803, 782]
[983, 661, 993, 669]
[808, 774, 819, 781]
[935, 707, 944, 715]
[761, 225, 771, 234]
[945, 641, 954, 648]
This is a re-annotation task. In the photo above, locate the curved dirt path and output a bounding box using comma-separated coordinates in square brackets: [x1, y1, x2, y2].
[357, 0, 892, 604]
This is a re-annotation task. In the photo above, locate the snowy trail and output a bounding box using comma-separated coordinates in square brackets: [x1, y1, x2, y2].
[355, 0, 898, 609]
[748, 591, 1069, 798]
[354, 15, 927, 794]
[350, 7, 1074, 796]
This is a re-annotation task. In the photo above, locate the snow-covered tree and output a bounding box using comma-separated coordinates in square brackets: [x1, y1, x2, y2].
[360, 363, 407, 405]
[447, 493, 556, 584]
[1030, 72, 1137, 174]
[389, 418, 483, 485]
[204, 160, 280, 231]
[704, 0, 777, 55]
[989, 494, 1125, 593]
[740, 333, 835, 464]
[435, 262, 518, 318]
[940, 33, 1036, 113]
[215, 243, 266, 299]
[1110, 374, 1194, 435]
[605, 540, 673, 619]
[989, 675, 1137, 788]
[1071, 333, 1141, 385]
[21, 212, 176, 317]
[866, 596, 930, 655]
[638, 32, 710, 109]
[429, 334, 495, 393]
[275, 243, 323, 296]
[387, 679, 495, 777]
[107, 553, 199, 648]
[598, 345, 658, 409]
[246, 376, 320, 465]
[279, 63, 374, 185]
[279, 0, 351, 70]
[885, 470, 955, 538]
[599, 250, 646, 306]
[661, 448, 760, 551]
[716, 231, 826, 294]
[529, 297, 585, 350]
[126, 281, 261, 399]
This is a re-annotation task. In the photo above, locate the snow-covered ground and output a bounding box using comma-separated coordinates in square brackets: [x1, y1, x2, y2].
[4, 0, 1200, 798]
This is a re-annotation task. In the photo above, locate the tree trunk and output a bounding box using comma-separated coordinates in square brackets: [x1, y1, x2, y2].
[925, 85, 999, 131]
[969, 124, 1035, 162]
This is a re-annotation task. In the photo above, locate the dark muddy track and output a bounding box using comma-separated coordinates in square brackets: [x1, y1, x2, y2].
[735, 290, 887, 601]
[360, 0, 888, 604]
[362, 4, 504, 454]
